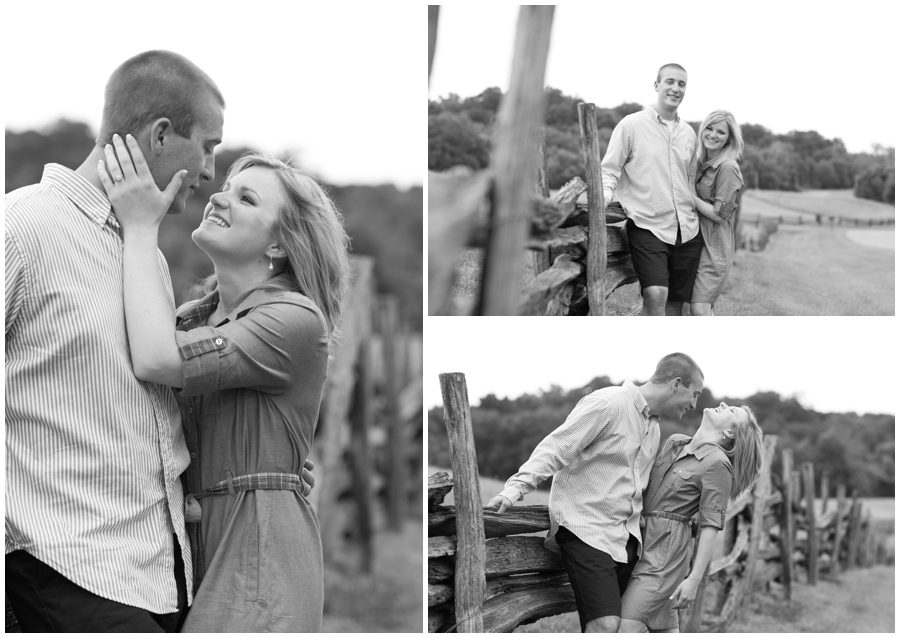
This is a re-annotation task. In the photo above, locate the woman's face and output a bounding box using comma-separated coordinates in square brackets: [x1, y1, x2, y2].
[192, 166, 286, 266]
[703, 402, 748, 433]
[702, 119, 730, 156]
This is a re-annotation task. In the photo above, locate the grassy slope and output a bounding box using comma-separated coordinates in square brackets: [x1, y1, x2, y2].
[745, 189, 896, 220]
[321, 521, 422, 632]
[450, 190, 895, 316]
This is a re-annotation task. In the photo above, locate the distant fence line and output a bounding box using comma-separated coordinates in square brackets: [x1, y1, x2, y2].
[741, 213, 895, 227]
[428, 372, 893, 633]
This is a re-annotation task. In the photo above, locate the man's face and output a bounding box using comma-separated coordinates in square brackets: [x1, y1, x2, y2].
[654, 67, 687, 111]
[665, 376, 703, 420]
[155, 94, 224, 215]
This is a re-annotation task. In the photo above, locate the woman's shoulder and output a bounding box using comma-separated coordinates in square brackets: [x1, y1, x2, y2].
[718, 159, 743, 178]
[253, 289, 329, 335]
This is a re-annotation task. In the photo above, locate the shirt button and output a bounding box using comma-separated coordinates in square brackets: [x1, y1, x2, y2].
[188, 407, 193, 414]
[215, 338, 223, 345]
[190, 452, 196, 459]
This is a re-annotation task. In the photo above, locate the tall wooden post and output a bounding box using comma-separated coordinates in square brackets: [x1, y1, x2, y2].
[577, 102, 607, 316]
[847, 492, 862, 569]
[832, 483, 847, 574]
[428, 6, 439, 82]
[533, 127, 551, 276]
[439, 373, 486, 633]
[737, 435, 776, 620]
[480, 6, 554, 315]
[381, 296, 405, 530]
[349, 336, 374, 572]
[819, 472, 829, 516]
[779, 449, 794, 600]
[801, 462, 818, 585]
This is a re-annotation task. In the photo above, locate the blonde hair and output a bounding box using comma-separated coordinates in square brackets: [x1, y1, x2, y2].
[723, 406, 764, 501]
[202, 152, 351, 344]
[693, 109, 744, 172]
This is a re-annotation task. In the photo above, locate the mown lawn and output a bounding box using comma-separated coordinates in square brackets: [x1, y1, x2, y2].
[448, 190, 894, 316]
[321, 520, 422, 632]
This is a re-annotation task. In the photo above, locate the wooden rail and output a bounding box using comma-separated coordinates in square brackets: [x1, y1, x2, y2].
[427, 372, 894, 632]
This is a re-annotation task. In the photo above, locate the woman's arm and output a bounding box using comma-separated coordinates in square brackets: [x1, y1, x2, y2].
[693, 193, 724, 224]
[669, 524, 718, 609]
[99, 134, 186, 387]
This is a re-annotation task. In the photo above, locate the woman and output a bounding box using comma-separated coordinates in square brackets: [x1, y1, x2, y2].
[99, 135, 350, 632]
[618, 402, 764, 633]
[689, 110, 745, 316]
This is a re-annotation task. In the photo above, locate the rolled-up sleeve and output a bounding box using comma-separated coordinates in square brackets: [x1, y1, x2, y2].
[712, 163, 743, 221]
[175, 299, 327, 397]
[698, 459, 733, 529]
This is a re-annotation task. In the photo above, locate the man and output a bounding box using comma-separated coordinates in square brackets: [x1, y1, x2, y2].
[5, 50, 311, 632]
[600, 64, 701, 316]
[488, 353, 704, 633]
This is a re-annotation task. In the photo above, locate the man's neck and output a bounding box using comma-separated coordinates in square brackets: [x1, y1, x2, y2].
[654, 103, 678, 122]
[74, 146, 107, 195]
[637, 382, 663, 417]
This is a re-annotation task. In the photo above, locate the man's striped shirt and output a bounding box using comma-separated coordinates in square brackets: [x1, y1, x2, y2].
[5, 164, 192, 613]
[498, 381, 660, 562]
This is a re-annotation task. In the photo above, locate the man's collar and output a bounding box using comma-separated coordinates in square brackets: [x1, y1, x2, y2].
[623, 380, 652, 418]
[41, 163, 114, 229]
[647, 105, 680, 125]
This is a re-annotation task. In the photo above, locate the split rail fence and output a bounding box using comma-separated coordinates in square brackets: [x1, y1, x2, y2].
[428, 372, 893, 632]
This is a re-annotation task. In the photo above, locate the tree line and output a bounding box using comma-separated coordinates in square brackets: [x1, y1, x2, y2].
[428, 377, 895, 498]
[429, 87, 895, 205]
[5, 119, 423, 330]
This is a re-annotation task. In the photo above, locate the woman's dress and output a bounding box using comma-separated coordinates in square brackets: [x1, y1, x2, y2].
[692, 159, 744, 306]
[620, 434, 733, 630]
[174, 279, 328, 632]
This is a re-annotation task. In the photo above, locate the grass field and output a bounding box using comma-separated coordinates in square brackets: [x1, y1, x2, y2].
[321, 521, 422, 632]
[449, 189, 895, 316]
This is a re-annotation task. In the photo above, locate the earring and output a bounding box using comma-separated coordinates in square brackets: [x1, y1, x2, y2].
[268, 255, 273, 271]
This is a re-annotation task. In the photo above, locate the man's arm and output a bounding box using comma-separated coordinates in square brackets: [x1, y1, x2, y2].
[5, 231, 27, 335]
[488, 392, 610, 512]
[600, 120, 632, 204]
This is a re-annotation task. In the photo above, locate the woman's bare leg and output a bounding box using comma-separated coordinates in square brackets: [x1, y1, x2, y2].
[617, 618, 648, 632]
[690, 302, 712, 316]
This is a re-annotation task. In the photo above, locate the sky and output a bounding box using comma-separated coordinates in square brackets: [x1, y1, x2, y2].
[429, 2, 897, 154]
[424, 317, 897, 415]
[3, 1, 421, 188]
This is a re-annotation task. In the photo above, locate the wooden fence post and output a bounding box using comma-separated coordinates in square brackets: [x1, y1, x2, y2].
[736, 435, 777, 620]
[832, 483, 847, 574]
[779, 448, 794, 600]
[801, 462, 818, 585]
[533, 127, 551, 277]
[819, 472, 829, 516]
[439, 373, 486, 633]
[428, 6, 439, 82]
[381, 296, 405, 530]
[480, 6, 554, 315]
[349, 335, 374, 572]
[577, 102, 608, 316]
[846, 491, 862, 569]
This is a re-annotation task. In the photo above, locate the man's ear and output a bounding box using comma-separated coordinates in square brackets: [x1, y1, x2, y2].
[149, 118, 174, 156]
[672, 377, 682, 392]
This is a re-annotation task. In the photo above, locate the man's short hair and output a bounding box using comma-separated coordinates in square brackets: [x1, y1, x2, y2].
[97, 50, 224, 146]
[650, 353, 703, 388]
[656, 63, 687, 83]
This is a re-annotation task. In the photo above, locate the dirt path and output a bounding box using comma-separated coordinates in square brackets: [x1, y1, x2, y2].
[728, 566, 895, 633]
[845, 228, 894, 249]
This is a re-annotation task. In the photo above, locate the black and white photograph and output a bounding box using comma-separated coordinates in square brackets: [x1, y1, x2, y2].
[426, 319, 895, 632]
[428, 4, 895, 316]
[5, 2, 422, 632]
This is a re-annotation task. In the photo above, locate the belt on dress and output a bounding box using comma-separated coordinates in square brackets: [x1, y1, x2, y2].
[644, 510, 692, 525]
[184, 471, 304, 523]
